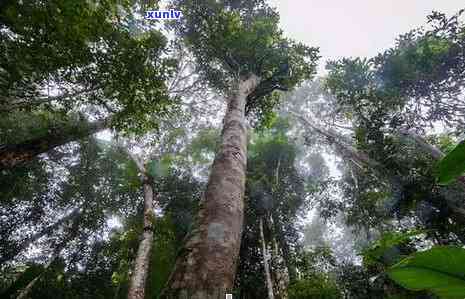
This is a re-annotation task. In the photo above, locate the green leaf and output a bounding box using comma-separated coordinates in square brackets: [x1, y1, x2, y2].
[387, 246, 465, 298]
[436, 140, 465, 185]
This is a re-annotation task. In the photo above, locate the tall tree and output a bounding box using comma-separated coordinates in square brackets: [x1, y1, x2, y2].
[235, 122, 308, 299]
[161, 1, 318, 297]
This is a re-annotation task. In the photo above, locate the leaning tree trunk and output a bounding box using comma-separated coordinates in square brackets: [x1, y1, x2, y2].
[260, 217, 275, 299]
[16, 250, 61, 299]
[0, 208, 80, 265]
[399, 130, 465, 188]
[294, 112, 465, 220]
[15, 212, 81, 299]
[0, 117, 110, 170]
[127, 177, 155, 299]
[161, 75, 259, 299]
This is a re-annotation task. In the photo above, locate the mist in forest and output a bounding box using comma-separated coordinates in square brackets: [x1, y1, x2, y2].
[1, 1, 465, 299]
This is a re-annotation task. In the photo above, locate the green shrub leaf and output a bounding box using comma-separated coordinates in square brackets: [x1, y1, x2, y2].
[437, 140, 465, 185]
[387, 246, 465, 298]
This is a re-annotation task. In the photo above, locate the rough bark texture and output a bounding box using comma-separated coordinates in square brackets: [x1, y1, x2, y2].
[0, 209, 80, 265]
[127, 179, 155, 299]
[161, 76, 259, 299]
[0, 118, 110, 170]
[260, 217, 275, 299]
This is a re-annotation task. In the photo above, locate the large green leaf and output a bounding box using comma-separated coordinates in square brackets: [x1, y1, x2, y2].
[436, 140, 465, 185]
[387, 246, 465, 298]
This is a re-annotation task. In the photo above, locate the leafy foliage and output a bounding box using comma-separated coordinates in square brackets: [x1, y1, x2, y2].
[436, 140, 465, 185]
[171, 0, 319, 125]
[388, 246, 465, 299]
[288, 276, 341, 299]
[1, 0, 176, 134]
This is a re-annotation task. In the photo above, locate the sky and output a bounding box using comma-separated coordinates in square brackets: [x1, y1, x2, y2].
[269, 0, 465, 74]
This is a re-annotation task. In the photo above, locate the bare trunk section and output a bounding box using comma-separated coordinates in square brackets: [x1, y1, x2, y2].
[270, 158, 289, 299]
[271, 238, 289, 299]
[0, 117, 110, 170]
[260, 217, 275, 299]
[0, 208, 80, 265]
[161, 76, 259, 299]
[289, 111, 382, 170]
[269, 216, 289, 299]
[399, 130, 465, 188]
[398, 130, 445, 160]
[127, 179, 155, 299]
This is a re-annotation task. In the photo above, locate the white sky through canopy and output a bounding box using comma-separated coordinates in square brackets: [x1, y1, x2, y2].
[269, 0, 465, 73]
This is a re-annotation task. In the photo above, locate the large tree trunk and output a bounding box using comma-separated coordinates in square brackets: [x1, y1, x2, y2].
[260, 217, 275, 299]
[161, 75, 259, 299]
[0, 209, 80, 265]
[127, 178, 155, 299]
[0, 117, 110, 170]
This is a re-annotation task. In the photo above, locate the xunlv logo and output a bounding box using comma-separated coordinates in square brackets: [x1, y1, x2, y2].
[145, 9, 182, 20]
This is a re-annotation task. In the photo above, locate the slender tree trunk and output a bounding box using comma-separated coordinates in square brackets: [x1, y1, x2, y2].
[398, 130, 445, 160]
[260, 217, 275, 299]
[0, 209, 80, 265]
[0, 117, 110, 170]
[289, 111, 382, 170]
[161, 75, 259, 299]
[15, 213, 81, 299]
[128, 178, 155, 299]
[16, 274, 42, 299]
[15, 244, 64, 299]
[270, 216, 289, 299]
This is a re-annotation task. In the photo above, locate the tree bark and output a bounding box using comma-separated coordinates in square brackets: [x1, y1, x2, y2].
[270, 216, 289, 299]
[0, 209, 80, 265]
[0, 117, 110, 170]
[161, 75, 259, 299]
[260, 217, 275, 299]
[127, 178, 155, 299]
